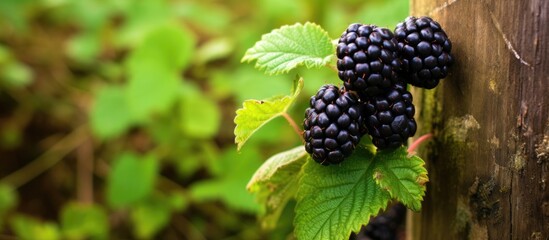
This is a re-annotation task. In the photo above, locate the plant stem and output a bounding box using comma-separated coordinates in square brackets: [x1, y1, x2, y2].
[408, 133, 433, 154]
[77, 138, 94, 204]
[282, 112, 303, 141]
[0, 125, 87, 188]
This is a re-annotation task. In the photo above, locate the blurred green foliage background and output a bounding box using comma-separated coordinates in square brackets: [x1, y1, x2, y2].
[0, 0, 407, 239]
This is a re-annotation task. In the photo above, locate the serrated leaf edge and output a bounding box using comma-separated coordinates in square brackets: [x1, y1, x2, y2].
[234, 77, 303, 151]
[242, 22, 333, 75]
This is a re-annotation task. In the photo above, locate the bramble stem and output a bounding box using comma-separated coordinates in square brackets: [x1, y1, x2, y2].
[408, 133, 433, 154]
[282, 112, 303, 141]
[0, 125, 87, 188]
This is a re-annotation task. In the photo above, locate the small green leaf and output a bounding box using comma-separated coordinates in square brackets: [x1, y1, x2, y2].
[11, 215, 61, 240]
[247, 146, 307, 229]
[90, 86, 135, 139]
[61, 202, 108, 239]
[180, 84, 221, 138]
[126, 69, 180, 121]
[294, 146, 391, 240]
[0, 184, 17, 227]
[125, 23, 195, 72]
[106, 153, 159, 208]
[234, 77, 303, 150]
[190, 148, 262, 213]
[131, 194, 180, 239]
[242, 22, 333, 75]
[66, 32, 101, 64]
[373, 147, 428, 211]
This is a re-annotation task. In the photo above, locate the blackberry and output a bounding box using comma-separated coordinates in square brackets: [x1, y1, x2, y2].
[394, 16, 453, 89]
[361, 204, 407, 240]
[303, 85, 363, 165]
[336, 24, 401, 98]
[363, 82, 416, 149]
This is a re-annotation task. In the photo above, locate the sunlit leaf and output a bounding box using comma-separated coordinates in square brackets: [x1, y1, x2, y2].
[126, 23, 195, 72]
[373, 147, 428, 211]
[234, 77, 303, 150]
[190, 148, 262, 213]
[126, 70, 180, 121]
[0, 184, 17, 226]
[67, 32, 101, 64]
[130, 193, 186, 239]
[106, 153, 159, 208]
[90, 86, 135, 139]
[11, 215, 60, 240]
[180, 84, 221, 138]
[61, 203, 108, 239]
[247, 146, 307, 229]
[294, 146, 390, 240]
[294, 145, 429, 240]
[242, 22, 333, 75]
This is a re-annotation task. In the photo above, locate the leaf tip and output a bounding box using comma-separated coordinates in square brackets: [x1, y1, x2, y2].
[416, 175, 429, 186]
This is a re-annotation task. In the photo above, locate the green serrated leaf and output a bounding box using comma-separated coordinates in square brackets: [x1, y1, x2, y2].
[373, 147, 428, 211]
[247, 146, 307, 229]
[242, 22, 333, 75]
[294, 146, 391, 240]
[234, 77, 303, 150]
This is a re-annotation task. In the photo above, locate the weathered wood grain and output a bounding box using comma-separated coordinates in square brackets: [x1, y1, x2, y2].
[408, 0, 549, 239]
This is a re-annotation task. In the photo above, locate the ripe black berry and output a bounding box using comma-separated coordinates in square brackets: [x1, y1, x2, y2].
[363, 83, 416, 149]
[395, 16, 453, 89]
[303, 85, 364, 165]
[360, 204, 406, 240]
[336, 24, 401, 98]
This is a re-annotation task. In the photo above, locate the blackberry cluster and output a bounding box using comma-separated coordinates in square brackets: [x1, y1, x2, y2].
[336, 24, 400, 97]
[303, 85, 364, 165]
[303, 17, 452, 163]
[394, 16, 454, 89]
[363, 82, 417, 149]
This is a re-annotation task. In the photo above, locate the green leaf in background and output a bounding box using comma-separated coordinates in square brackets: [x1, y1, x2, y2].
[115, 0, 174, 47]
[294, 146, 391, 240]
[124, 23, 195, 120]
[61, 203, 108, 239]
[107, 153, 159, 208]
[0, 184, 17, 227]
[247, 146, 307, 229]
[180, 83, 221, 139]
[131, 193, 187, 239]
[126, 70, 180, 121]
[10, 215, 60, 240]
[66, 32, 101, 64]
[190, 148, 262, 213]
[90, 86, 135, 140]
[234, 77, 303, 150]
[242, 22, 333, 75]
[195, 38, 234, 65]
[126, 23, 195, 73]
[373, 147, 428, 211]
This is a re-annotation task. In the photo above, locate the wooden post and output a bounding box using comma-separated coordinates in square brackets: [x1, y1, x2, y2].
[408, 0, 549, 239]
